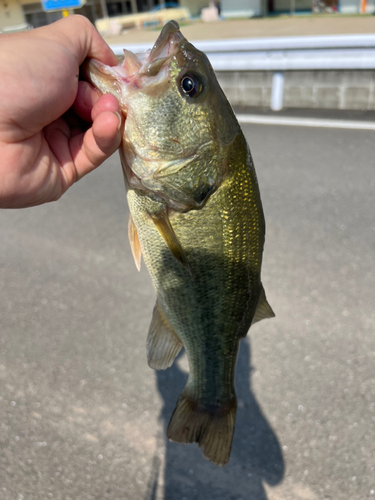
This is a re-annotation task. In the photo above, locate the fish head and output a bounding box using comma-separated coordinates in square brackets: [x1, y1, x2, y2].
[83, 21, 240, 210]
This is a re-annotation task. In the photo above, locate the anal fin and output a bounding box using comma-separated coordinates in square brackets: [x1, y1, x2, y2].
[167, 390, 237, 467]
[147, 301, 183, 370]
[128, 213, 142, 271]
[252, 286, 275, 325]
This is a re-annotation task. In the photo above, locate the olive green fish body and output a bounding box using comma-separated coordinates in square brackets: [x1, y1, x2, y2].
[83, 20, 274, 466]
[127, 132, 266, 464]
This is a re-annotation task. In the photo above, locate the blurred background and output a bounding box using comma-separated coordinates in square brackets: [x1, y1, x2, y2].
[1, 2, 375, 500]
[1, 1, 375, 114]
[0, 0, 374, 33]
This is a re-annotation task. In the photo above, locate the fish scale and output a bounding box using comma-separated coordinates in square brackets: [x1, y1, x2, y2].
[83, 20, 274, 466]
[127, 133, 267, 463]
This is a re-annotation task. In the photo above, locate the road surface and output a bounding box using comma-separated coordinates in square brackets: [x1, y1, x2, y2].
[0, 121, 374, 500]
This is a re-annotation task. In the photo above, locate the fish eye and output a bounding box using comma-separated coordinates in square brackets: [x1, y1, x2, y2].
[180, 73, 202, 98]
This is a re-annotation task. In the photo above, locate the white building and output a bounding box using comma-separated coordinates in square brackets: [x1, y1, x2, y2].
[221, 0, 374, 16]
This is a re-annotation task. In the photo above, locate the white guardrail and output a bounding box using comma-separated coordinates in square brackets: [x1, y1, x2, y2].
[110, 34, 375, 111]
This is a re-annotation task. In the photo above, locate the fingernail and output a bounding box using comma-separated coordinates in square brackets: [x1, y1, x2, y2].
[114, 111, 122, 132]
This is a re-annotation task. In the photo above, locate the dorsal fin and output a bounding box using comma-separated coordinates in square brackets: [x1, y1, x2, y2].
[148, 208, 193, 278]
[252, 286, 275, 325]
[128, 213, 142, 271]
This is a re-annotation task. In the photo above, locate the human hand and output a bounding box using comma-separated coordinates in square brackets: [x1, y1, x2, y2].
[0, 15, 122, 209]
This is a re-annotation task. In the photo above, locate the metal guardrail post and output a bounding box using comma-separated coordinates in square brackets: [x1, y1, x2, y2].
[271, 72, 284, 111]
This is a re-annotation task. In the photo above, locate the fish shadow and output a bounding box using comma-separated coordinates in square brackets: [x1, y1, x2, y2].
[146, 337, 284, 500]
[143, 245, 284, 500]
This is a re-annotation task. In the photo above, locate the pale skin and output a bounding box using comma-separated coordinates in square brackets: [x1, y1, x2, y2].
[0, 15, 122, 209]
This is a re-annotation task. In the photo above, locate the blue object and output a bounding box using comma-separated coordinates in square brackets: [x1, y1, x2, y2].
[42, 0, 82, 11]
[150, 3, 180, 11]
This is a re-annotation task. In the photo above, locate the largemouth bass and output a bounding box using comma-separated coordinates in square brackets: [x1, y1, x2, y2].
[83, 20, 274, 466]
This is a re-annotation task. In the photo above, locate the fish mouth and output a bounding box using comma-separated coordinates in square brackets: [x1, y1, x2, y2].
[146, 20, 182, 67]
[82, 20, 185, 99]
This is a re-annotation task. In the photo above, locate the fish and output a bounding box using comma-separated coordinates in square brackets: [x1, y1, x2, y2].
[82, 20, 274, 466]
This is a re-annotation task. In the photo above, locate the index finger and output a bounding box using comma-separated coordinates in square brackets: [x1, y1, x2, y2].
[34, 15, 119, 67]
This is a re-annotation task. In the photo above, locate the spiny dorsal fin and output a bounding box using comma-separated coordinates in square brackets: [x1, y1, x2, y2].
[147, 301, 183, 370]
[252, 286, 275, 325]
[128, 213, 142, 271]
[148, 208, 193, 278]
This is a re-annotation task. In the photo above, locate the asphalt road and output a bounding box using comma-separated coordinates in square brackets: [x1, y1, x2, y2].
[0, 122, 374, 500]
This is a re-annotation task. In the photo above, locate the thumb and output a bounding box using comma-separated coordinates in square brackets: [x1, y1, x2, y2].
[69, 108, 122, 182]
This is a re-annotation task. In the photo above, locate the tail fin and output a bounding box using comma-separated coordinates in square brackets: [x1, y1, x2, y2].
[166, 391, 237, 467]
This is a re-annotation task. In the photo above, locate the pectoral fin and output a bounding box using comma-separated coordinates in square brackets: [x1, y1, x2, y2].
[251, 286, 275, 325]
[128, 213, 142, 271]
[147, 301, 183, 370]
[148, 208, 193, 278]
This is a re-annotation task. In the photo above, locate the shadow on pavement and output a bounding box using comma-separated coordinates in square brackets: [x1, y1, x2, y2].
[146, 337, 284, 500]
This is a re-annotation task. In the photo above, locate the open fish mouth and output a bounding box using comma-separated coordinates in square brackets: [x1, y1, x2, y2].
[82, 21, 185, 101]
